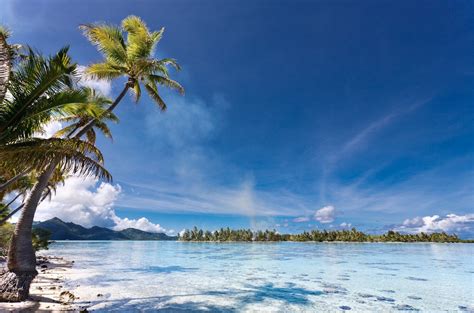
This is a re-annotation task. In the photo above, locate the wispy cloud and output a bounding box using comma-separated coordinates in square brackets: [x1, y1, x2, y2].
[335, 96, 432, 161]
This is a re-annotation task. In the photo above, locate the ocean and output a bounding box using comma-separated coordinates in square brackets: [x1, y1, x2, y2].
[46, 241, 474, 312]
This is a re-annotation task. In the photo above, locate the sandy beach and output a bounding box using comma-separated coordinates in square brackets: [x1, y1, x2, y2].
[0, 256, 79, 312]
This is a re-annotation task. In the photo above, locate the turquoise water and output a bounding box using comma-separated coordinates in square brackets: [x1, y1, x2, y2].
[47, 241, 473, 312]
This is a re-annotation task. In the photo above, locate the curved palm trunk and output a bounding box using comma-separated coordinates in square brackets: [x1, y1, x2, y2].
[0, 83, 130, 301]
[0, 162, 55, 301]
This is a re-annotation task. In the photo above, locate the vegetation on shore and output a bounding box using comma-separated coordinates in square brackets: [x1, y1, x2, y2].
[1, 224, 50, 256]
[179, 227, 470, 243]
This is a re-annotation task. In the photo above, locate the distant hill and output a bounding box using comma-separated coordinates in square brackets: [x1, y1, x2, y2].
[33, 217, 177, 241]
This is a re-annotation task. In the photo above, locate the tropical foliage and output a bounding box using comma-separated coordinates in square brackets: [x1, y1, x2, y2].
[79, 15, 183, 112]
[179, 227, 464, 243]
[0, 16, 183, 301]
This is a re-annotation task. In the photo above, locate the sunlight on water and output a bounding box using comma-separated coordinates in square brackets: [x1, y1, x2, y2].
[46, 242, 473, 312]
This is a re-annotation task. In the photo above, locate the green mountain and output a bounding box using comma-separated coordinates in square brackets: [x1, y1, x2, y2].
[34, 217, 177, 241]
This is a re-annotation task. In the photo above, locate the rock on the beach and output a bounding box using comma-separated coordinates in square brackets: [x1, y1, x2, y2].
[59, 290, 76, 304]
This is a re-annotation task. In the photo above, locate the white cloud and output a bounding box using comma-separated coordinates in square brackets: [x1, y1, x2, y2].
[36, 176, 168, 233]
[35, 121, 63, 138]
[77, 65, 112, 97]
[398, 213, 474, 233]
[314, 205, 336, 223]
[340, 222, 352, 228]
[293, 216, 310, 223]
[113, 217, 165, 233]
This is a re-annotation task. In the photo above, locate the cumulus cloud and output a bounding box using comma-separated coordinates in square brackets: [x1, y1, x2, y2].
[398, 213, 474, 234]
[77, 65, 112, 97]
[35, 121, 63, 138]
[340, 222, 352, 228]
[36, 176, 168, 233]
[113, 217, 166, 233]
[314, 205, 336, 223]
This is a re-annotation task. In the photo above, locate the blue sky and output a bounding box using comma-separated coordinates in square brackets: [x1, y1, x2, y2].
[2, 0, 474, 236]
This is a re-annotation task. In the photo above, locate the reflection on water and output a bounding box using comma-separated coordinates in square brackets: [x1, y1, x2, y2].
[46, 241, 474, 312]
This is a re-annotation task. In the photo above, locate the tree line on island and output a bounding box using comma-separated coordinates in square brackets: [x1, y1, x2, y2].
[0, 16, 183, 301]
[179, 227, 471, 243]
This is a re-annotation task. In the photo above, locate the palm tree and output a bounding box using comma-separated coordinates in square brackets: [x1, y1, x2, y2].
[0, 48, 107, 193]
[1, 16, 183, 301]
[79, 15, 184, 116]
[0, 48, 113, 301]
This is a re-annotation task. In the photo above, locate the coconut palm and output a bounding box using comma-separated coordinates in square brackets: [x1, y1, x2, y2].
[0, 48, 112, 301]
[78, 15, 184, 118]
[0, 48, 109, 193]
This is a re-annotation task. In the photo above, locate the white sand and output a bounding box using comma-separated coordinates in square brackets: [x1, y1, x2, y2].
[0, 256, 80, 312]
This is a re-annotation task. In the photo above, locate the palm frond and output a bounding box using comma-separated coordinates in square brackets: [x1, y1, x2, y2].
[122, 16, 163, 60]
[85, 62, 124, 81]
[144, 82, 166, 110]
[0, 47, 78, 134]
[85, 128, 96, 144]
[0, 138, 111, 181]
[131, 80, 141, 102]
[148, 74, 184, 95]
[79, 24, 127, 65]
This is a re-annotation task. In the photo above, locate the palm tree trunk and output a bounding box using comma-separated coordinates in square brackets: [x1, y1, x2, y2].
[0, 162, 56, 301]
[0, 82, 130, 302]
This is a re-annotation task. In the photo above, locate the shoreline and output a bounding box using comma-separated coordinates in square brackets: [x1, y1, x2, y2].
[0, 255, 79, 312]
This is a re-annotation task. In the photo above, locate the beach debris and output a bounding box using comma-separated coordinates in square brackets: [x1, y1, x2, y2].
[59, 290, 76, 304]
[340, 305, 351, 310]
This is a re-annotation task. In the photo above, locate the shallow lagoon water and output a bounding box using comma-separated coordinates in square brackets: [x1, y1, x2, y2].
[47, 241, 473, 312]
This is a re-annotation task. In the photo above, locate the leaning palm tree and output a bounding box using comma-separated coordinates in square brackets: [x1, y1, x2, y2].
[0, 47, 94, 193]
[0, 49, 112, 301]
